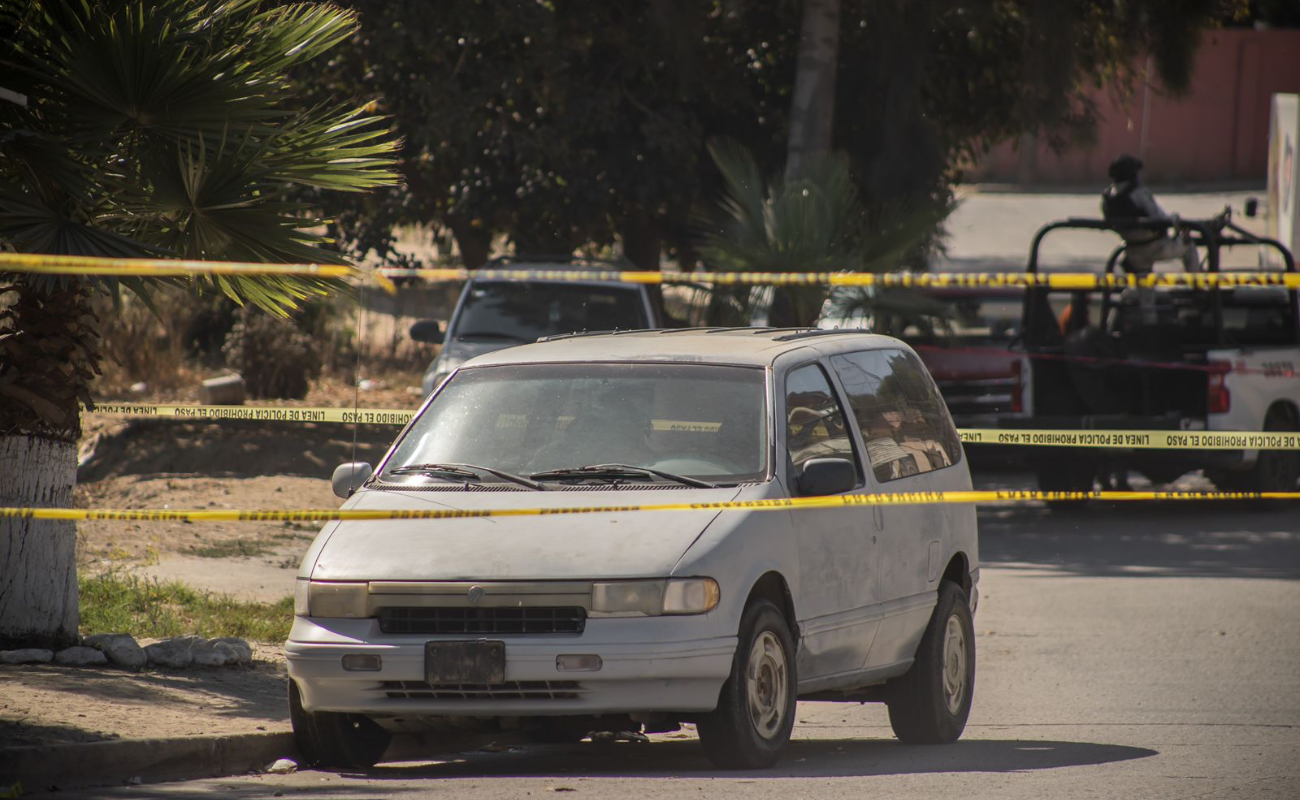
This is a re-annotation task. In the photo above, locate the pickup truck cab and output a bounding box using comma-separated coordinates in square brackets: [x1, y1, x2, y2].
[289, 328, 979, 770]
[1015, 213, 1299, 497]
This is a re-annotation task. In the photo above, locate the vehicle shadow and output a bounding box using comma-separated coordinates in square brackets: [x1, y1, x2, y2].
[973, 470, 1300, 580]
[353, 736, 1156, 780]
[977, 503, 1300, 580]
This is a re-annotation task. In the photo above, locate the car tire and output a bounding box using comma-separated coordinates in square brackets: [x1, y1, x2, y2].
[697, 599, 797, 769]
[886, 581, 975, 744]
[289, 679, 391, 769]
[1217, 405, 1300, 510]
[1036, 462, 1096, 509]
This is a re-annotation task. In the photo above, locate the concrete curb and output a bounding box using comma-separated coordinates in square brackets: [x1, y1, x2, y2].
[0, 728, 535, 791]
[0, 731, 295, 792]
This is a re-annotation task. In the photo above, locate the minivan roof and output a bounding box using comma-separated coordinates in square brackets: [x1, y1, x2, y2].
[462, 328, 904, 368]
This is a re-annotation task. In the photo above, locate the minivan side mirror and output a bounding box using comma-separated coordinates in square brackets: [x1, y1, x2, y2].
[409, 320, 444, 344]
[796, 457, 857, 497]
[332, 462, 374, 499]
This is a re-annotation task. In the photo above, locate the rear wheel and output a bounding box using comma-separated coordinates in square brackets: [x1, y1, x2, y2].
[697, 600, 797, 769]
[886, 582, 975, 744]
[1036, 462, 1096, 509]
[1217, 405, 1300, 509]
[289, 679, 391, 769]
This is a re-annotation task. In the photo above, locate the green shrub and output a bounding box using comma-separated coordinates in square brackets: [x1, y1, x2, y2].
[221, 309, 321, 399]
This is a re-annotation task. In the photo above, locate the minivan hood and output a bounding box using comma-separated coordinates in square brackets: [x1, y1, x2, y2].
[309, 485, 745, 581]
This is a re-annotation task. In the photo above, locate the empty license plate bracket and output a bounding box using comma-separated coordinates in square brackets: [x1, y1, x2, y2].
[425, 640, 505, 684]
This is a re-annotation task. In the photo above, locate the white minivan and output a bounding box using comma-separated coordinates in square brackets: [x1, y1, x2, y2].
[288, 328, 980, 769]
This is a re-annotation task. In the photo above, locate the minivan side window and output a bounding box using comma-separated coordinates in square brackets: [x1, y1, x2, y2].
[784, 364, 858, 475]
[830, 349, 962, 483]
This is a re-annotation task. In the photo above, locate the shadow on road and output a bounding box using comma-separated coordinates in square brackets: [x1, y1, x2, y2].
[327, 736, 1158, 781]
[977, 503, 1300, 580]
[971, 470, 1300, 580]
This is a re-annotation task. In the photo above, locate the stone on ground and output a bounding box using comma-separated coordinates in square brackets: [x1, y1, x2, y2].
[54, 646, 109, 666]
[0, 648, 54, 664]
[144, 635, 203, 668]
[83, 633, 147, 668]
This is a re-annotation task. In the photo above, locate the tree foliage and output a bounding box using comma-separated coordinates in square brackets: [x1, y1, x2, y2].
[300, 0, 1235, 272]
[0, 0, 399, 308]
[0, 0, 399, 438]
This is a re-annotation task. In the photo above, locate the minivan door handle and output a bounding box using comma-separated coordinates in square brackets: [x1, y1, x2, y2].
[872, 505, 884, 531]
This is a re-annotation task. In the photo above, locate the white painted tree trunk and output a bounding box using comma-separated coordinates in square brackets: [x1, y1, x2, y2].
[786, 0, 842, 179]
[0, 434, 79, 648]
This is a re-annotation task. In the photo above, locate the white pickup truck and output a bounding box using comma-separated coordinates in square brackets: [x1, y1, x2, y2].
[1007, 212, 1299, 499]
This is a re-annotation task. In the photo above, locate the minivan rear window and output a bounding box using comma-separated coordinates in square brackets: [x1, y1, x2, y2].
[830, 349, 962, 483]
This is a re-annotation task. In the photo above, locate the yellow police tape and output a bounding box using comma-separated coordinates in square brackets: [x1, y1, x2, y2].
[957, 429, 1300, 450]
[5, 252, 1298, 289]
[2, 490, 1297, 523]
[380, 267, 1300, 290]
[86, 404, 1300, 450]
[90, 403, 415, 426]
[0, 253, 399, 293]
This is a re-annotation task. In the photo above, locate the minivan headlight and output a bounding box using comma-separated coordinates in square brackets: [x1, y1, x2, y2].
[590, 578, 719, 616]
[304, 581, 369, 618]
[662, 578, 721, 614]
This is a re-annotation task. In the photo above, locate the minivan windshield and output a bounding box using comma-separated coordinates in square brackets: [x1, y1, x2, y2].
[385, 363, 769, 485]
[455, 282, 649, 342]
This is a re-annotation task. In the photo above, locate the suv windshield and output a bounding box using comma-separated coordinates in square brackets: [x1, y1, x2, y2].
[386, 363, 769, 485]
[455, 281, 649, 342]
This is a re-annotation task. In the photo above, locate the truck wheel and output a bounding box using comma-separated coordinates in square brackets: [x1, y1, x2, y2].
[886, 581, 975, 744]
[697, 600, 797, 769]
[1036, 463, 1095, 509]
[1220, 405, 1300, 509]
[289, 679, 391, 769]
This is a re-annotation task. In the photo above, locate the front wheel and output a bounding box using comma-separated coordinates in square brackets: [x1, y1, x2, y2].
[289, 679, 392, 769]
[697, 600, 797, 769]
[886, 581, 975, 744]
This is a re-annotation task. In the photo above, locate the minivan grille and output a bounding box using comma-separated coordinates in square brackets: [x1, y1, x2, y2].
[378, 606, 586, 635]
[381, 680, 583, 701]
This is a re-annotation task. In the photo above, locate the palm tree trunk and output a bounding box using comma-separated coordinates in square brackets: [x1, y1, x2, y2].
[0, 434, 79, 649]
[786, 0, 841, 179]
[0, 280, 96, 649]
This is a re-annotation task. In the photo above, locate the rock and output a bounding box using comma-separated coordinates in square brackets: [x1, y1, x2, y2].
[264, 758, 297, 775]
[54, 646, 108, 666]
[0, 649, 54, 665]
[83, 633, 147, 668]
[192, 640, 235, 667]
[200, 374, 246, 405]
[209, 637, 253, 665]
[144, 635, 202, 668]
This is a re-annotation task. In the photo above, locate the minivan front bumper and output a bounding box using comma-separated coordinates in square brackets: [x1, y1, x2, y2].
[286, 615, 737, 717]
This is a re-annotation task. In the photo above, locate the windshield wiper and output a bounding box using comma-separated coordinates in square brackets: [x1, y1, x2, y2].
[530, 464, 717, 489]
[388, 462, 544, 490]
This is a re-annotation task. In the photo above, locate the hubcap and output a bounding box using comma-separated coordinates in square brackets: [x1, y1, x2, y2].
[942, 614, 967, 715]
[746, 630, 788, 740]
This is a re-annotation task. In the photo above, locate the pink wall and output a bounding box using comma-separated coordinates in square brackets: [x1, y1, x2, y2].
[975, 29, 1300, 186]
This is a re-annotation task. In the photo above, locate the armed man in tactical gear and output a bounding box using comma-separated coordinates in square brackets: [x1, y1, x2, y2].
[1101, 154, 1200, 274]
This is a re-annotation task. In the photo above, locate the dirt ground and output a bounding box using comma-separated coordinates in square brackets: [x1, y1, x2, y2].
[0, 644, 291, 749]
[1, 372, 431, 751]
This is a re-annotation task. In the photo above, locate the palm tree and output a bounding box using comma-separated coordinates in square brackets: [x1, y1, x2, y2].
[697, 138, 953, 327]
[0, 0, 398, 648]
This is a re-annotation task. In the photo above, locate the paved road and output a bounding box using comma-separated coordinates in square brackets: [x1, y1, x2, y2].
[70, 478, 1300, 799]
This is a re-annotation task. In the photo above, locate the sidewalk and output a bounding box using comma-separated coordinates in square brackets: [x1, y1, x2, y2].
[0, 644, 294, 792]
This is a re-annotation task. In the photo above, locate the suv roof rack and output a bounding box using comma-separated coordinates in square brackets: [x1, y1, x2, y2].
[771, 328, 867, 342]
